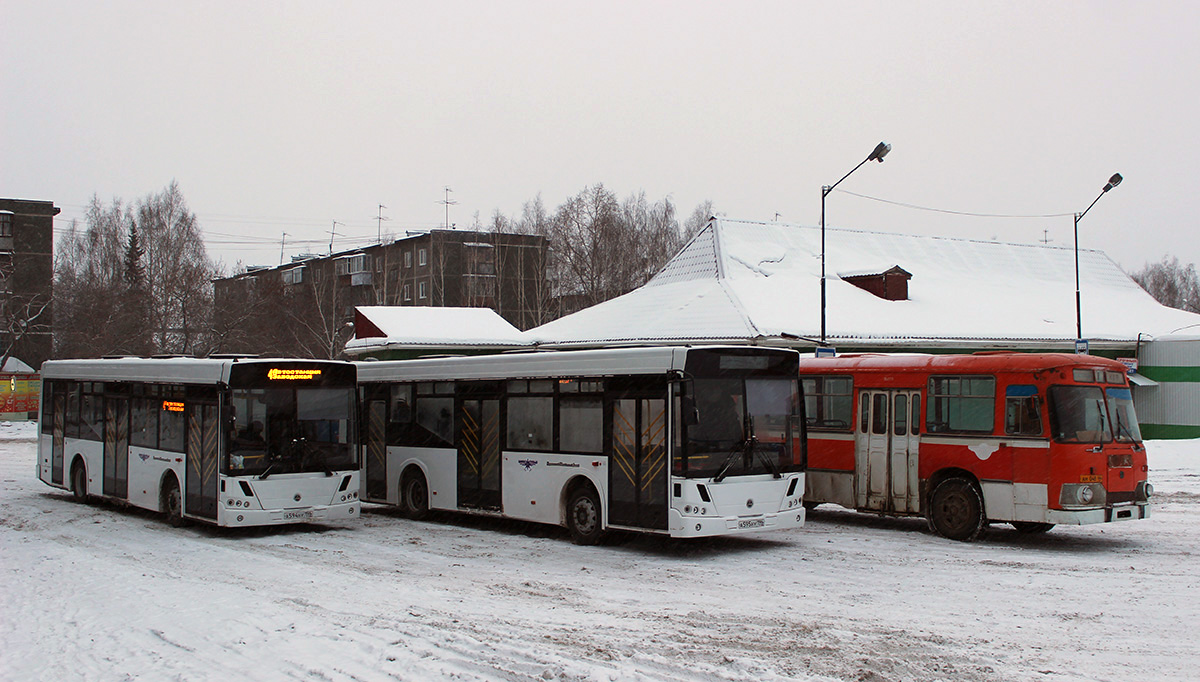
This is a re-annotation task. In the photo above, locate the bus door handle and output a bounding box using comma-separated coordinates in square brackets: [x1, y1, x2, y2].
[1088, 445, 1104, 453]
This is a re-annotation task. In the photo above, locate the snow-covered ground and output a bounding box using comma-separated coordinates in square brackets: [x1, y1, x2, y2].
[1, 420, 1196, 682]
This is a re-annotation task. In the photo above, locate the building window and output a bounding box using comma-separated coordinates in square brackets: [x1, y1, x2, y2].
[403, 284, 412, 302]
[418, 248, 427, 266]
[334, 254, 370, 276]
[281, 267, 305, 286]
[404, 251, 412, 268]
[0, 212, 11, 237]
[418, 281, 427, 299]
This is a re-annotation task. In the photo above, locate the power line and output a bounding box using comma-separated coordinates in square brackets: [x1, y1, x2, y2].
[833, 188, 1077, 219]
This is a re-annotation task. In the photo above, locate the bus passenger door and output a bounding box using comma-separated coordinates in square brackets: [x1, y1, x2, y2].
[185, 403, 219, 521]
[364, 399, 388, 500]
[103, 397, 130, 499]
[457, 398, 501, 510]
[889, 391, 921, 514]
[51, 391, 65, 485]
[856, 391, 890, 510]
[610, 397, 668, 530]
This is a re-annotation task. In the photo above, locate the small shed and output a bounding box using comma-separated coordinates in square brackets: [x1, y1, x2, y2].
[344, 306, 530, 360]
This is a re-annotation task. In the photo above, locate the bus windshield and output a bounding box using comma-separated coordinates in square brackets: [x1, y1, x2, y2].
[683, 377, 801, 479]
[1105, 387, 1143, 443]
[227, 387, 356, 476]
[1048, 385, 1112, 444]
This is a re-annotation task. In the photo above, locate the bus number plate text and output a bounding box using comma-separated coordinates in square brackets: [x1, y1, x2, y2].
[1080, 475, 1103, 483]
[738, 518, 765, 529]
[284, 510, 314, 520]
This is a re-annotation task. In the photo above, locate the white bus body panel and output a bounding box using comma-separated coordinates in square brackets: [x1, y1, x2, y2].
[502, 451, 607, 526]
[669, 473, 806, 538]
[218, 472, 361, 527]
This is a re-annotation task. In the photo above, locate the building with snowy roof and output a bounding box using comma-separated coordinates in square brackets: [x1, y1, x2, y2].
[527, 217, 1200, 354]
[524, 217, 1200, 438]
[345, 306, 528, 359]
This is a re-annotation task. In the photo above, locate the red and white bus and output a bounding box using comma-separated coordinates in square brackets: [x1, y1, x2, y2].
[800, 352, 1151, 540]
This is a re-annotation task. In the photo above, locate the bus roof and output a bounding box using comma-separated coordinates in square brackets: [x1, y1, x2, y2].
[356, 345, 796, 383]
[798, 352, 1129, 375]
[40, 357, 353, 385]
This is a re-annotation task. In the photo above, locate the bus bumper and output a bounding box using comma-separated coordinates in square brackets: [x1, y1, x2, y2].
[218, 501, 361, 527]
[1047, 503, 1150, 526]
[669, 508, 806, 538]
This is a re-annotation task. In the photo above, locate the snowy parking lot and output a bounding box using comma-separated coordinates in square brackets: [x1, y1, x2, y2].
[2, 420, 1197, 682]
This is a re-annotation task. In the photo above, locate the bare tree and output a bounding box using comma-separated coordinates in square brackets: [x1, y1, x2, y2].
[683, 200, 715, 242]
[1131, 256, 1200, 313]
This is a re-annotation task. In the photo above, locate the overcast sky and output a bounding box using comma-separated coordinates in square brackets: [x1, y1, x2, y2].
[4, 1, 1198, 275]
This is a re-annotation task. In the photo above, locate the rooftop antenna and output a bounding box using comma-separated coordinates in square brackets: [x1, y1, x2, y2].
[328, 220, 343, 255]
[438, 186, 458, 229]
[376, 204, 390, 243]
[279, 232, 288, 265]
[1040, 229, 1053, 245]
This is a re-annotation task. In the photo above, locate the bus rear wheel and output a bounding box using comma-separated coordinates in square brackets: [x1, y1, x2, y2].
[566, 487, 605, 545]
[71, 463, 89, 503]
[927, 477, 985, 542]
[399, 470, 430, 521]
[1012, 521, 1055, 534]
[162, 477, 185, 527]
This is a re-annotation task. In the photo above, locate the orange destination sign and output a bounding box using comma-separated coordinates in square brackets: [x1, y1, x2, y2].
[267, 368, 323, 381]
[162, 401, 185, 413]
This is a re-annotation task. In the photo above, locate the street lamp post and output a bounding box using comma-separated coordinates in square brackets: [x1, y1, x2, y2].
[820, 141, 891, 345]
[1073, 173, 1123, 342]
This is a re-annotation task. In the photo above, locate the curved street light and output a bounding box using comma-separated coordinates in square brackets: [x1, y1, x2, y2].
[820, 142, 891, 345]
[1074, 173, 1123, 342]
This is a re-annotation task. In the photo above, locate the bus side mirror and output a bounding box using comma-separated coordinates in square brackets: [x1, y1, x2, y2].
[681, 396, 699, 426]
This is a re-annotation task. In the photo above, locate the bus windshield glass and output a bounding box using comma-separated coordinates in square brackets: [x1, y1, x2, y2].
[1048, 385, 1112, 444]
[1105, 387, 1143, 442]
[683, 377, 801, 479]
[227, 387, 356, 476]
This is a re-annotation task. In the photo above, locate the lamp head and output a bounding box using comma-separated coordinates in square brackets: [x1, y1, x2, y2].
[868, 142, 892, 163]
[1103, 173, 1123, 192]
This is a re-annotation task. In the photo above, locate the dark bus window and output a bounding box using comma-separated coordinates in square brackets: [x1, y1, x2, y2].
[507, 396, 553, 450]
[894, 395, 907, 436]
[927, 376, 995, 434]
[871, 394, 888, 435]
[1005, 385, 1043, 436]
[65, 383, 80, 439]
[130, 398, 159, 448]
[560, 397, 602, 453]
[802, 376, 853, 430]
[79, 392, 102, 441]
[158, 394, 186, 453]
[414, 397, 454, 447]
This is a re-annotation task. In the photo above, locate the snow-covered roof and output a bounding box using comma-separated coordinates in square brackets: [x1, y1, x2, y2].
[345, 306, 528, 354]
[527, 217, 1200, 347]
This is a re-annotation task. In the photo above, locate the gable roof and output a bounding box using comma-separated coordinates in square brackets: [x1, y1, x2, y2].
[345, 306, 527, 355]
[527, 217, 1200, 348]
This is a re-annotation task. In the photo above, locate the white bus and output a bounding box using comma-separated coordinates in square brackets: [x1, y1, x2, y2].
[38, 357, 361, 527]
[357, 346, 807, 544]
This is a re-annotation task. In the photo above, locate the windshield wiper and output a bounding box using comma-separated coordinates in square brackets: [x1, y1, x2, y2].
[258, 462, 276, 480]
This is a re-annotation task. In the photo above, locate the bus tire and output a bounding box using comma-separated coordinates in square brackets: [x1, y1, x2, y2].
[70, 461, 89, 503]
[927, 477, 985, 542]
[566, 487, 605, 545]
[803, 500, 821, 512]
[399, 469, 430, 521]
[1012, 521, 1055, 534]
[162, 476, 185, 528]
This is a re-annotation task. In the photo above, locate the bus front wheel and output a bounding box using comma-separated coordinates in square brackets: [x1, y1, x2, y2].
[927, 478, 985, 542]
[566, 487, 605, 545]
[70, 462, 89, 503]
[399, 470, 430, 521]
[162, 477, 185, 527]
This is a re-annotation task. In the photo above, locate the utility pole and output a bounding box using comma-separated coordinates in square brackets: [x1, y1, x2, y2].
[438, 186, 458, 229]
[376, 204, 390, 243]
[328, 220, 343, 255]
[280, 232, 288, 265]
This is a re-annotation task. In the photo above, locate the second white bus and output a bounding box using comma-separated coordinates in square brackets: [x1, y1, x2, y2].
[357, 346, 807, 543]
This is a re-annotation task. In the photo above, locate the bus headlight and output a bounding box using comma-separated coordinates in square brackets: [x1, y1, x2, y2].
[1060, 483, 1106, 508]
[1136, 482, 1154, 502]
[1078, 486, 1094, 505]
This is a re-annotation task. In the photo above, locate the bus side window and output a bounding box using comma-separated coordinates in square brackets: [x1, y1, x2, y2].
[1004, 385, 1043, 436]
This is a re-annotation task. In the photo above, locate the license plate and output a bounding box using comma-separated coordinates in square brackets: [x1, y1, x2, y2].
[1080, 475, 1103, 483]
[284, 510, 314, 520]
[738, 518, 765, 529]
